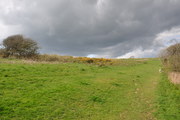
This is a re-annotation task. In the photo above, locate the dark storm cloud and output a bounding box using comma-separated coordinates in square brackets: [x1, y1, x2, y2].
[1, 0, 180, 57]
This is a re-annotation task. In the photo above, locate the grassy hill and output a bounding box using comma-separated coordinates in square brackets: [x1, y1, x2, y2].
[0, 58, 179, 120]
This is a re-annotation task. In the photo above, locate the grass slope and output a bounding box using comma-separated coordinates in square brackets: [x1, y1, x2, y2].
[156, 73, 180, 120]
[0, 59, 161, 120]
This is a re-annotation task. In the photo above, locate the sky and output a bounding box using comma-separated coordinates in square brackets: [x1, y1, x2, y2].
[0, 0, 180, 58]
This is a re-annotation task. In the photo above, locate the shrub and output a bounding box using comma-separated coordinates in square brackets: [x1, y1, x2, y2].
[36, 54, 75, 62]
[2, 34, 39, 58]
[75, 57, 112, 66]
[0, 49, 5, 58]
[160, 43, 180, 72]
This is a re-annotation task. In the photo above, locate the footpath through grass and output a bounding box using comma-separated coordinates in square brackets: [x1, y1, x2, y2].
[0, 59, 162, 119]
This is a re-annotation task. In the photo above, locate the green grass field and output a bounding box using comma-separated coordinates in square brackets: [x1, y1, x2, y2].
[0, 58, 179, 120]
[156, 73, 180, 120]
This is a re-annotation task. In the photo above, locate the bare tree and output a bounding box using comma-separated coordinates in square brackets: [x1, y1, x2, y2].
[2, 35, 39, 58]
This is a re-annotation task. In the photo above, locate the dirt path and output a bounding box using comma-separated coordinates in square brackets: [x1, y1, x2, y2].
[119, 60, 161, 120]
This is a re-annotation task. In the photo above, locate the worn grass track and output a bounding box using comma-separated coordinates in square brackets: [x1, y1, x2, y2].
[0, 59, 161, 120]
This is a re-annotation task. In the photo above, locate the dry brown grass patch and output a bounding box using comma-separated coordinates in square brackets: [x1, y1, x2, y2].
[168, 72, 180, 84]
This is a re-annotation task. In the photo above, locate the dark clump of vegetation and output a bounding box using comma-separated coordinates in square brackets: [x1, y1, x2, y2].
[160, 43, 180, 72]
[156, 73, 180, 120]
[90, 96, 105, 103]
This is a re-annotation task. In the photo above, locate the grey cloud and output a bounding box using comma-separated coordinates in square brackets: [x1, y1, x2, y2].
[1, 0, 180, 57]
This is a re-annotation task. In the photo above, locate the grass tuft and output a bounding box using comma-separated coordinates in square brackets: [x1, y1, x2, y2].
[90, 96, 105, 103]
